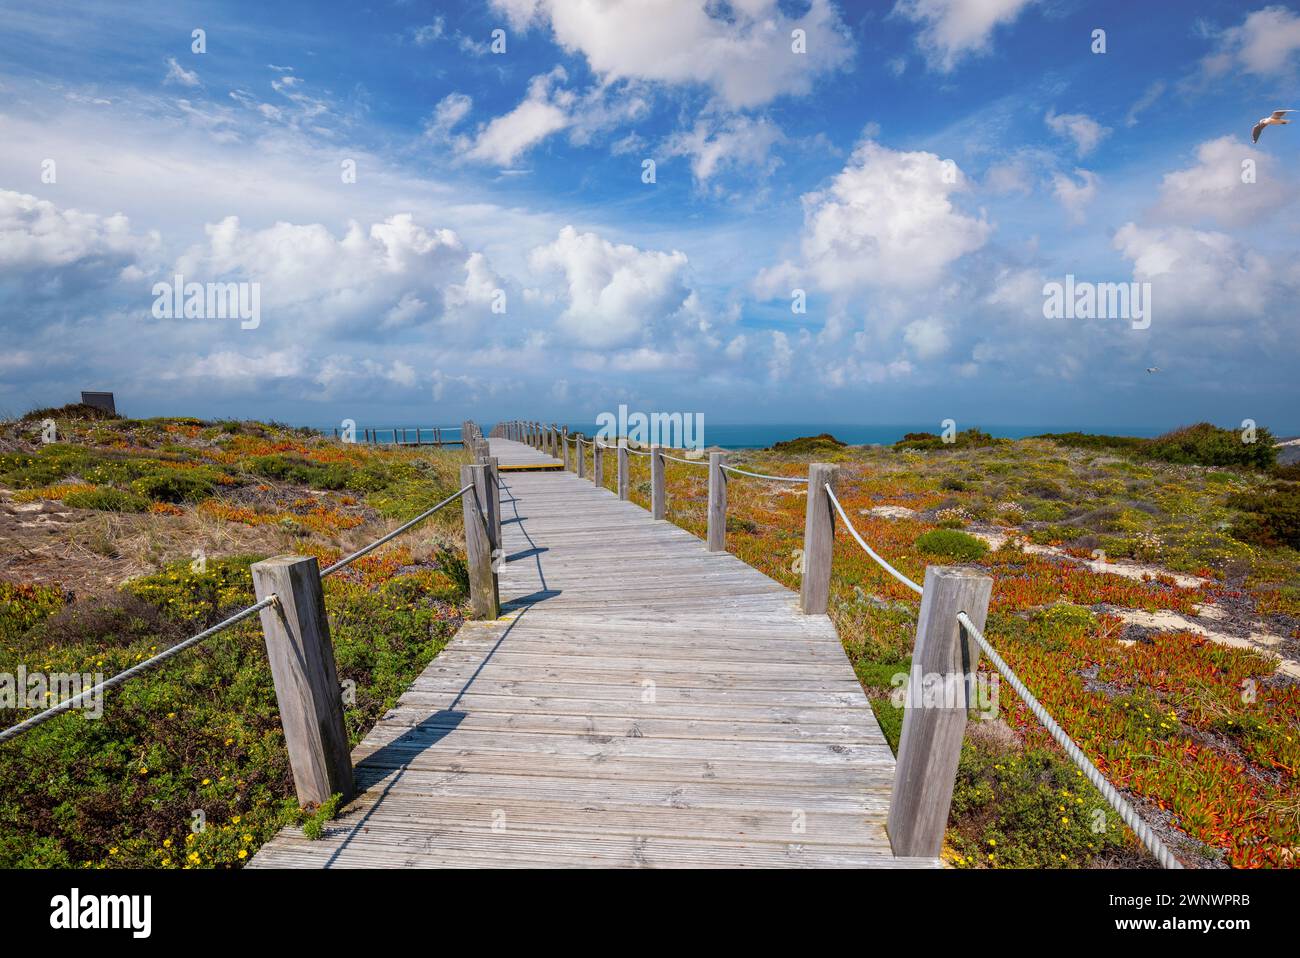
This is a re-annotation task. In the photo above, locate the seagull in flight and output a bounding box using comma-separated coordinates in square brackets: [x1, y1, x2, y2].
[1146, 367, 1159, 374]
[1253, 110, 1295, 143]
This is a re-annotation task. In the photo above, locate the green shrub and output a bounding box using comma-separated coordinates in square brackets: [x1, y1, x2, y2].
[0, 445, 95, 488]
[63, 487, 149, 512]
[1033, 432, 1147, 454]
[895, 428, 1001, 452]
[914, 528, 989, 561]
[769, 433, 847, 454]
[131, 471, 216, 503]
[1146, 423, 1277, 470]
[1229, 483, 1300, 549]
[243, 455, 355, 490]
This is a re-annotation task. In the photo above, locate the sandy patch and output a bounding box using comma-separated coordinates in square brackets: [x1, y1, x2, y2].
[1114, 609, 1297, 678]
[970, 530, 1209, 589]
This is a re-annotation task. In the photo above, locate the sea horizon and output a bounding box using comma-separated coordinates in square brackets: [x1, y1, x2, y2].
[289, 420, 1300, 451]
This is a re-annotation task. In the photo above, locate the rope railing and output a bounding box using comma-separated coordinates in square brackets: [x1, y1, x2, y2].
[721, 463, 809, 484]
[822, 483, 1182, 869]
[660, 451, 708, 466]
[321, 484, 472, 576]
[1, 482, 475, 747]
[957, 611, 1183, 870]
[825, 485, 924, 595]
[0, 596, 277, 745]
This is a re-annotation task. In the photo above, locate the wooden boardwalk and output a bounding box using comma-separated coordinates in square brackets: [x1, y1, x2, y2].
[252, 438, 934, 868]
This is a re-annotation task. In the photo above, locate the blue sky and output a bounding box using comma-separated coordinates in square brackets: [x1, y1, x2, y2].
[1, 0, 1298, 433]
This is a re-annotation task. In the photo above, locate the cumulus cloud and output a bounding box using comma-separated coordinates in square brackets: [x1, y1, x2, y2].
[0, 190, 158, 307]
[756, 140, 990, 295]
[1113, 222, 1277, 323]
[491, 0, 853, 109]
[173, 212, 501, 335]
[1044, 109, 1110, 157]
[893, 0, 1036, 73]
[1150, 136, 1293, 228]
[1201, 5, 1300, 77]
[528, 225, 695, 348]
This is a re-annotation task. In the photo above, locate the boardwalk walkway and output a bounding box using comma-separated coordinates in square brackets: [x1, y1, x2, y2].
[252, 438, 933, 867]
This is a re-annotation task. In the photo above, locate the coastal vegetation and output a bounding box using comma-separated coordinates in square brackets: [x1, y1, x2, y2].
[0, 407, 469, 867]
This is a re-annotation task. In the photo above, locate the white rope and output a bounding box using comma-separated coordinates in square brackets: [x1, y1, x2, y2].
[957, 612, 1183, 869]
[661, 452, 708, 466]
[321, 484, 472, 576]
[824, 485, 924, 595]
[0, 596, 278, 744]
[722, 464, 808, 484]
[625, 447, 651, 457]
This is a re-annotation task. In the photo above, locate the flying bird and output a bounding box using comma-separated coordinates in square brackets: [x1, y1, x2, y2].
[1146, 367, 1159, 374]
[1252, 109, 1295, 143]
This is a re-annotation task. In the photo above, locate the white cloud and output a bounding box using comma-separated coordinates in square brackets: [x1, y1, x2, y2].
[1051, 168, 1099, 223]
[173, 212, 500, 335]
[1113, 222, 1276, 323]
[464, 69, 573, 165]
[529, 226, 694, 348]
[1151, 136, 1293, 228]
[164, 57, 200, 88]
[768, 330, 792, 380]
[1125, 80, 1166, 128]
[903, 317, 950, 359]
[494, 0, 854, 109]
[186, 350, 303, 381]
[892, 0, 1036, 73]
[664, 114, 784, 184]
[756, 140, 990, 294]
[1202, 5, 1300, 77]
[1045, 109, 1110, 157]
[412, 19, 445, 46]
[0, 189, 155, 273]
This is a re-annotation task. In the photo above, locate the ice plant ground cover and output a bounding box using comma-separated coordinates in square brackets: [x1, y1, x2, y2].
[609, 432, 1299, 868]
[0, 407, 470, 868]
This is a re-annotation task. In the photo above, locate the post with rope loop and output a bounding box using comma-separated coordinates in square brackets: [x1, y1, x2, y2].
[799, 463, 838, 614]
[650, 444, 666, 519]
[460, 464, 499, 619]
[577, 435, 587, 478]
[707, 452, 727, 551]
[251, 556, 355, 808]
[617, 440, 630, 500]
[562, 426, 570, 470]
[887, 566, 992, 859]
[593, 439, 604, 488]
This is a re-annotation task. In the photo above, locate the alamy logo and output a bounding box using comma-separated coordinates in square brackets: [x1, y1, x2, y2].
[50, 888, 151, 938]
[595, 404, 704, 454]
[151, 274, 261, 329]
[1042, 274, 1151, 330]
[0, 667, 104, 719]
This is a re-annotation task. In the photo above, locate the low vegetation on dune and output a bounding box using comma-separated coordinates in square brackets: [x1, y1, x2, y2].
[0, 406, 470, 867]
[618, 424, 1300, 868]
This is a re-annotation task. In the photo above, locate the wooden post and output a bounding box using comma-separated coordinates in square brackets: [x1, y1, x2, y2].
[617, 440, 630, 500]
[593, 441, 604, 488]
[486, 455, 502, 560]
[707, 451, 727, 552]
[251, 556, 354, 808]
[799, 463, 838, 614]
[888, 567, 993, 859]
[460, 464, 498, 618]
[577, 436, 586, 479]
[562, 427, 570, 470]
[651, 445, 666, 519]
